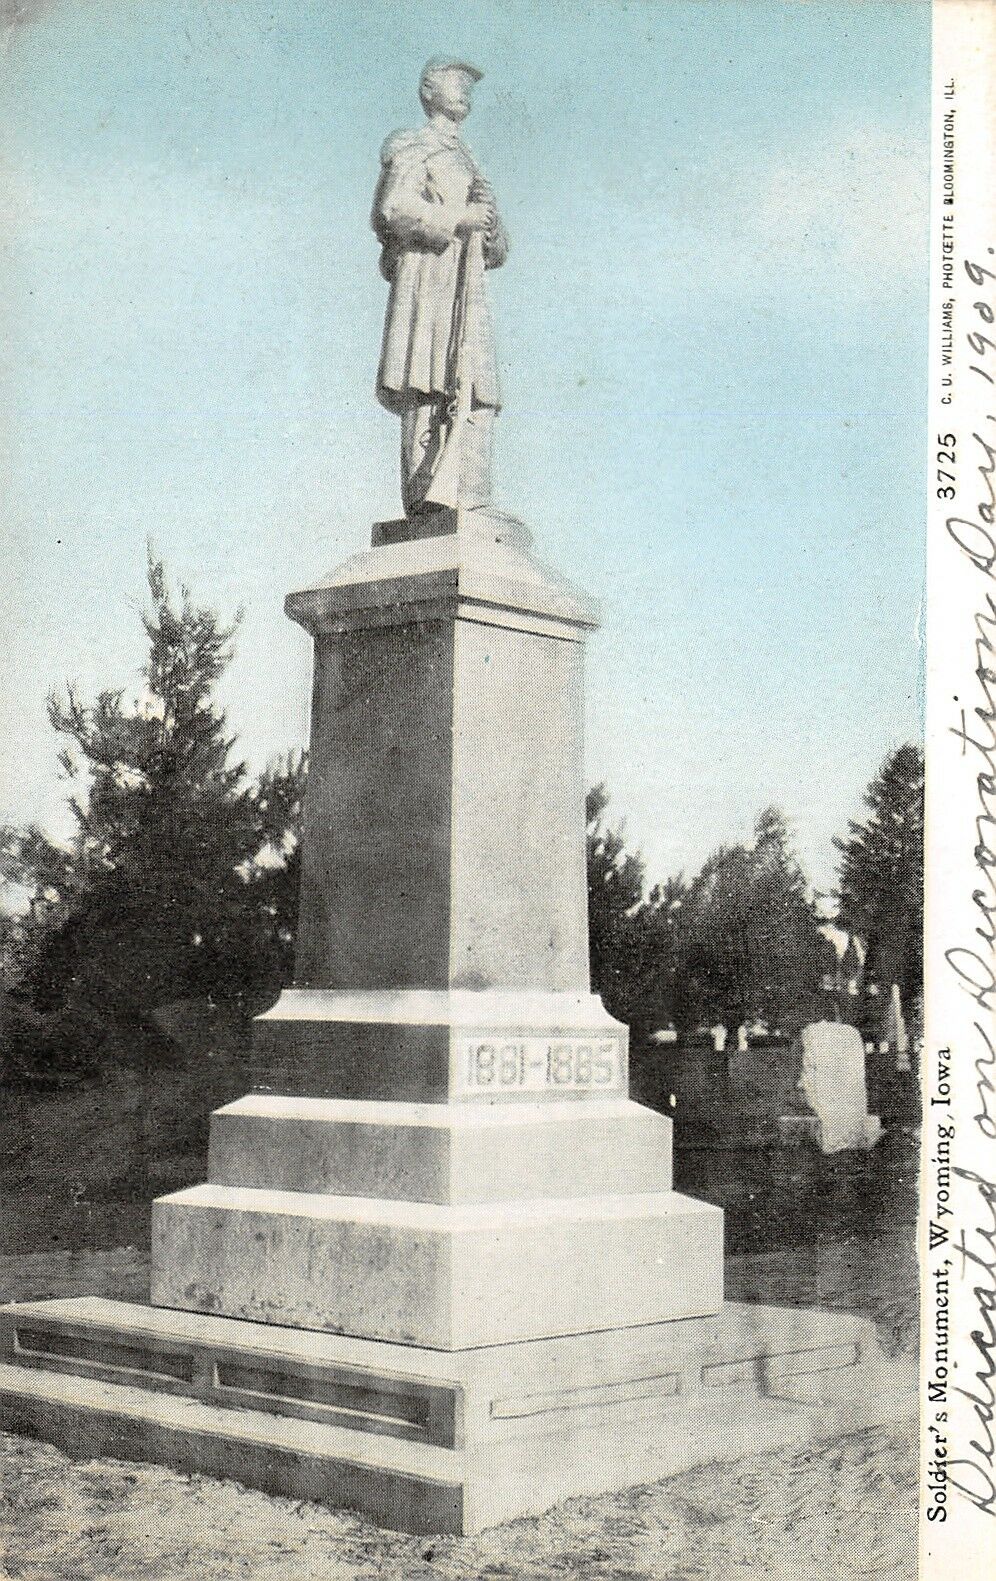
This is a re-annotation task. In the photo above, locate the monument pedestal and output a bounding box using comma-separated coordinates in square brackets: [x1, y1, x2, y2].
[146, 531, 723, 1345]
[0, 520, 914, 1532]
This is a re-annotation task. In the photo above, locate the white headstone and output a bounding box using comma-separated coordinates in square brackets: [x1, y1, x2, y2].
[795, 1021, 882, 1153]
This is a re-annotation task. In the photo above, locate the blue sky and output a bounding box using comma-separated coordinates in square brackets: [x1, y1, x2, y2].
[0, 0, 929, 895]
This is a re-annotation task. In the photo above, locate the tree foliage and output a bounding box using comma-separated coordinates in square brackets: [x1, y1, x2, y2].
[834, 742, 924, 1011]
[586, 784, 648, 1018]
[587, 793, 828, 1038]
[586, 785, 690, 1032]
[676, 807, 831, 1035]
[1, 559, 304, 1081]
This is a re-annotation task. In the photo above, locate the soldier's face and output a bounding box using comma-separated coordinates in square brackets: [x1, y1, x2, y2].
[429, 68, 473, 122]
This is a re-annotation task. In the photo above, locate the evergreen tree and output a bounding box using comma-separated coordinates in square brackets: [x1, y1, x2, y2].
[639, 874, 690, 1030]
[834, 742, 924, 1014]
[0, 559, 304, 1081]
[586, 785, 688, 1032]
[676, 807, 830, 1035]
[586, 785, 650, 1024]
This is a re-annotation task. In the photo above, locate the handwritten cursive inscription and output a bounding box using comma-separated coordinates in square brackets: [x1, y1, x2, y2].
[950, 1164, 996, 1516]
[943, 250, 996, 1520]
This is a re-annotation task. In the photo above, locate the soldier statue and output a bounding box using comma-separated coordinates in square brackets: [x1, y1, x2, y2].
[372, 57, 508, 517]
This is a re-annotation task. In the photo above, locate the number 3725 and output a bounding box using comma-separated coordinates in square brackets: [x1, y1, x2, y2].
[936, 432, 956, 499]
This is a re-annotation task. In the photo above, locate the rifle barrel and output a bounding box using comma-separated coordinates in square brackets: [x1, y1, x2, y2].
[424, 230, 484, 509]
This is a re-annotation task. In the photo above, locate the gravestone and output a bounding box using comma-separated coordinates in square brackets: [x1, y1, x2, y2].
[0, 58, 912, 1535]
[790, 1021, 883, 1153]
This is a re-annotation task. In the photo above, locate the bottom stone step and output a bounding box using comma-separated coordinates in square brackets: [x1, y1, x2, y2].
[0, 1297, 917, 1534]
[0, 1361, 464, 1535]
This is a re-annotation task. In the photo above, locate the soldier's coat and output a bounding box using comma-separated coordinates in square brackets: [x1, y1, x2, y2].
[372, 123, 507, 413]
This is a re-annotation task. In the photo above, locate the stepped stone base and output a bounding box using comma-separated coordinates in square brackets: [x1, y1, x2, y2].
[0, 1296, 916, 1535]
[151, 1182, 722, 1347]
[206, 1095, 672, 1203]
[150, 1091, 720, 1347]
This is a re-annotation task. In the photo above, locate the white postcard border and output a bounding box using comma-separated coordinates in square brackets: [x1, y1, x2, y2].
[922, 0, 996, 1570]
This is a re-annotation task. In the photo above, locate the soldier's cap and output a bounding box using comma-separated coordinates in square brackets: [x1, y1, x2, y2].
[420, 56, 483, 87]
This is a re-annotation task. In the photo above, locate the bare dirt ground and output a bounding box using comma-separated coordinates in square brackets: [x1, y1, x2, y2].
[0, 1232, 917, 1581]
[1, 1421, 914, 1581]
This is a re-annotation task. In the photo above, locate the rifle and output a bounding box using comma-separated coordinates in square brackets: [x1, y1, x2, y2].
[423, 227, 484, 510]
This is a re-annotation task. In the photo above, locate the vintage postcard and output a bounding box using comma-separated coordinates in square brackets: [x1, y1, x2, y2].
[0, 2, 989, 1577]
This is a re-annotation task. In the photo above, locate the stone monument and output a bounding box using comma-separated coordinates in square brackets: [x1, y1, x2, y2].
[0, 59, 912, 1535]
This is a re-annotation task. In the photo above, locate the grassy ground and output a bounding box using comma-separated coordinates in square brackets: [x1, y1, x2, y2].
[0, 1230, 917, 1581]
[1, 1059, 250, 1256]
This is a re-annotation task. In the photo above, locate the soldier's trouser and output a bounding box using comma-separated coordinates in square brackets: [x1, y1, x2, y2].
[400, 397, 496, 516]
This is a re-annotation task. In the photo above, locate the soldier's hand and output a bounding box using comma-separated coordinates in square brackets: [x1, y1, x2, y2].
[470, 181, 498, 231]
[457, 201, 494, 235]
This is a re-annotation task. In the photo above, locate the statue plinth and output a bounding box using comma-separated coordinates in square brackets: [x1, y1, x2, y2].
[369, 505, 533, 551]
